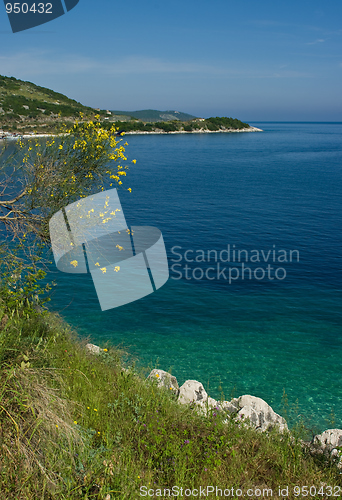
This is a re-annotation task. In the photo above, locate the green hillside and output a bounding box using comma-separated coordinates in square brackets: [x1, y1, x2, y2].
[111, 109, 197, 122]
[0, 74, 109, 133]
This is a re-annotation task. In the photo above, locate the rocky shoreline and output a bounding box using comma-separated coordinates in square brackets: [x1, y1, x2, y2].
[0, 126, 262, 140]
[124, 126, 263, 135]
[0, 132, 54, 140]
[86, 342, 342, 469]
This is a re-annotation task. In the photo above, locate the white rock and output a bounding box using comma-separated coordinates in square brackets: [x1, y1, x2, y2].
[314, 429, 342, 451]
[218, 399, 240, 414]
[235, 395, 288, 432]
[86, 343, 103, 354]
[178, 380, 208, 405]
[197, 397, 219, 415]
[147, 369, 179, 395]
[206, 397, 219, 408]
[313, 429, 342, 467]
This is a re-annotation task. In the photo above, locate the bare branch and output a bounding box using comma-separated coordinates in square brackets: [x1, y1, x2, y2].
[0, 187, 27, 206]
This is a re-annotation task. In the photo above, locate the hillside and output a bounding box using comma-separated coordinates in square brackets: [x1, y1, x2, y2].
[111, 109, 197, 122]
[0, 74, 109, 133]
[0, 301, 341, 498]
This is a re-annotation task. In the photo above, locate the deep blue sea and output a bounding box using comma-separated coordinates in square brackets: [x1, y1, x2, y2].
[46, 122, 342, 432]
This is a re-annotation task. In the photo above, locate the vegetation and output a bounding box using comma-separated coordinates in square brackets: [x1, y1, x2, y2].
[0, 75, 109, 133]
[0, 300, 342, 499]
[205, 116, 250, 130]
[0, 116, 133, 240]
[103, 116, 250, 134]
[0, 115, 135, 331]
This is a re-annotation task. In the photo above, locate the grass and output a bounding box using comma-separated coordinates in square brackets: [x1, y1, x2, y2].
[0, 302, 341, 499]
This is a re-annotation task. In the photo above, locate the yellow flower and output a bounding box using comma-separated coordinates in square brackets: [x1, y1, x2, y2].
[59, 145, 63, 150]
[103, 348, 108, 352]
[100, 267, 107, 273]
[156, 374, 160, 378]
[132, 159, 137, 164]
[74, 421, 77, 425]
[128, 188, 132, 193]
[114, 266, 120, 272]
[94, 408, 98, 412]
[56, 424, 59, 428]
[70, 260, 78, 268]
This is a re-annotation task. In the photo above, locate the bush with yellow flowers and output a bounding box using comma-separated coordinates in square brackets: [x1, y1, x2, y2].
[0, 114, 136, 315]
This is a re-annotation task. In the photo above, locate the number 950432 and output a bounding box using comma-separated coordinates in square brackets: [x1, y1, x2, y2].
[5, 3, 52, 14]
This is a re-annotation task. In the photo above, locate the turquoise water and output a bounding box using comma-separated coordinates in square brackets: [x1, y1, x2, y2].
[47, 123, 342, 432]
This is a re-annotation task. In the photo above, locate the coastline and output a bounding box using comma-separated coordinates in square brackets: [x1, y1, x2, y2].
[88, 342, 342, 468]
[0, 133, 53, 141]
[124, 126, 263, 135]
[0, 126, 263, 141]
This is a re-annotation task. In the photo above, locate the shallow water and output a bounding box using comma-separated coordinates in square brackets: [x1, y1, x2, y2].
[47, 122, 342, 432]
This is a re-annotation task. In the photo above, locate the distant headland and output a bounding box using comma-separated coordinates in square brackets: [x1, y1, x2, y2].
[109, 113, 262, 135]
[0, 75, 262, 135]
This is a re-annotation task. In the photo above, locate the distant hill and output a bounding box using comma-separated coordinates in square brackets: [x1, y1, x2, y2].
[111, 109, 197, 122]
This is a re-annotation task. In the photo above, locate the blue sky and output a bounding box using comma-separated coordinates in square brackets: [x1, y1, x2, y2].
[1, 0, 341, 121]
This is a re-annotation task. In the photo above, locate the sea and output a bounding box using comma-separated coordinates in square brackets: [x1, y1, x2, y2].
[34, 122, 342, 432]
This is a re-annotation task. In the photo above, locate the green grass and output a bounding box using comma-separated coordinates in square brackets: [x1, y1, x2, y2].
[0, 300, 341, 499]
